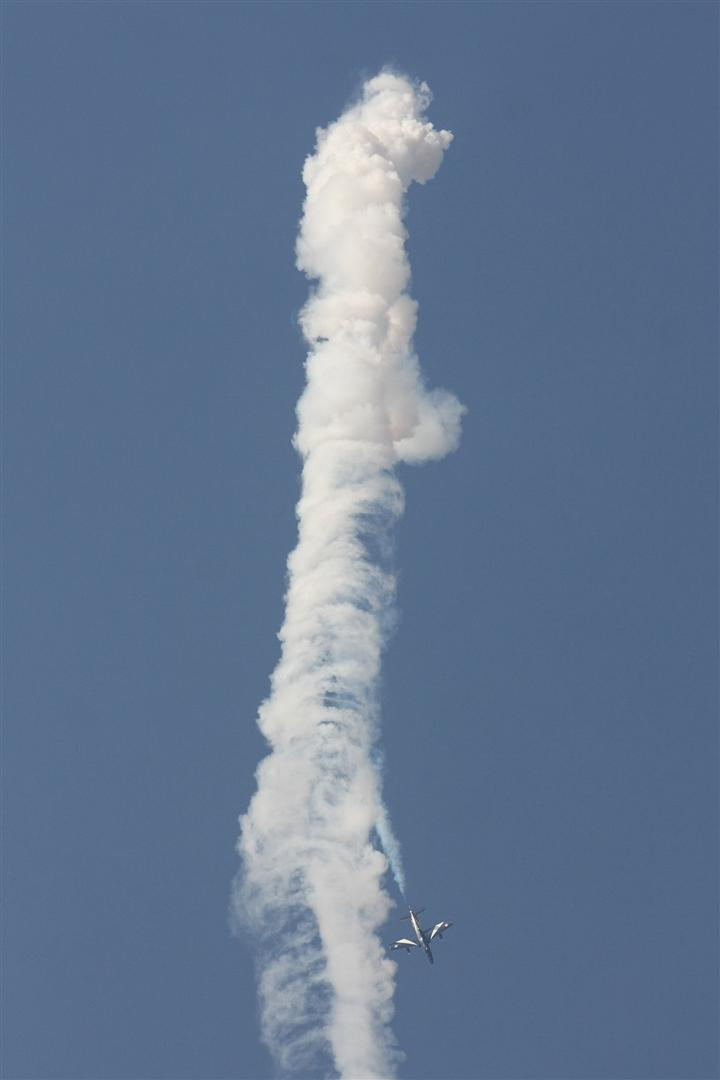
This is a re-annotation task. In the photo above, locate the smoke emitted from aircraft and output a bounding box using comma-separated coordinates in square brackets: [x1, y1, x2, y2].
[375, 802, 407, 898]
[235, 72, 463, 1079]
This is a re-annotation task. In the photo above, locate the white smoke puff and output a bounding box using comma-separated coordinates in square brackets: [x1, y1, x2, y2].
[236, 70, 463, 1079]
[296, 74, 463, 467]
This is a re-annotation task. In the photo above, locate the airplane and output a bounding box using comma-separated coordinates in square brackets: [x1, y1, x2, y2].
[389, 907, 453, 965]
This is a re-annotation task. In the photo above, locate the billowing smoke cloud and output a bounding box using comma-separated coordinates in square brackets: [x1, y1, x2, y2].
[235, 72, 463, 1079]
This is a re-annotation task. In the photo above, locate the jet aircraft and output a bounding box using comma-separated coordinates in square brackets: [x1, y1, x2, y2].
[389, 907, 453, 965]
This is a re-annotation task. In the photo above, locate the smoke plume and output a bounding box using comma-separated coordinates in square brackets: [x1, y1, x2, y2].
[235, 72, 463, 1079]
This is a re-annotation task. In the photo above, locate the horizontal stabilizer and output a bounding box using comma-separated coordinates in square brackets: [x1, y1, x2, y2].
[400, 908, 424, 919]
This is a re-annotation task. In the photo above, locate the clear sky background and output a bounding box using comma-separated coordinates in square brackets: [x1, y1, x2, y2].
[4, 3, 717, 1079]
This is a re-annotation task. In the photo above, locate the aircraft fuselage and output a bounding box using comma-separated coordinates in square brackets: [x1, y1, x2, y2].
[408, 909, 434, 964]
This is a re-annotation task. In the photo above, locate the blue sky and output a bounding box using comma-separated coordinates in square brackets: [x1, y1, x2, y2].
[4, 3, 717, 1079]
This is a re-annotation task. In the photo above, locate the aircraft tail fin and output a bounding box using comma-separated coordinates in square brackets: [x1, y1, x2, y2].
[400, 907, 425, 919]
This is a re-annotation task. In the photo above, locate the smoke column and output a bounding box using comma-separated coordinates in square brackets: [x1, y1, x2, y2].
[235, 72, 463, 1079]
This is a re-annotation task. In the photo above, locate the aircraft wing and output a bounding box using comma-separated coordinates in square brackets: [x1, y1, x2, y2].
[427, 921, 453, 942]
[390, 938, 418, 951]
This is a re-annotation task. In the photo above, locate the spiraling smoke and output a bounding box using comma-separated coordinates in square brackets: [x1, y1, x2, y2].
[235, 72, 463, 1079]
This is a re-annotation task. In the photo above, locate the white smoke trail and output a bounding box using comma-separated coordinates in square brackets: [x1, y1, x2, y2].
[235, 72, 463, 1079]
[375, 804, 406, 898]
